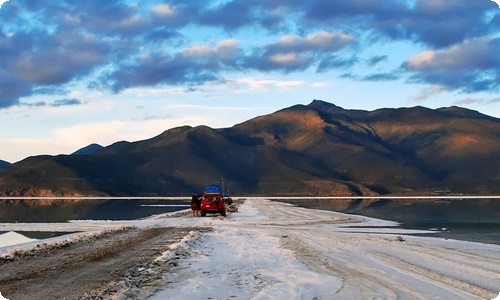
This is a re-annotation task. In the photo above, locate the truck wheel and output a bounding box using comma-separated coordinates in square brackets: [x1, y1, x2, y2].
[201, 211, 206, 217]
[221, 210, 226, 217]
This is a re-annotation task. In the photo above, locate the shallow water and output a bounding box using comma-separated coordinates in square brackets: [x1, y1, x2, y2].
[1, 197, 499, 245]
[0, 199, 190, 223]
[0, 199, 191, 247]
[272, 198, 500, 245]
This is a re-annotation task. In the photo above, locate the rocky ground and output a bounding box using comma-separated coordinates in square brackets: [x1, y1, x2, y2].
[0, 225, 204, 299]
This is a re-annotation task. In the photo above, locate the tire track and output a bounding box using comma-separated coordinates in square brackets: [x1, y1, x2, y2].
[372, 251, 496, 299]
[0, 227, 200, 300]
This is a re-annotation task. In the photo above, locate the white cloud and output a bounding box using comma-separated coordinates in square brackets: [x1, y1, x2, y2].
[235, 78, 305, 91]
[453, 97, 481, 105]
[215, 39, 240, 57]
[181, 45, 213, 57]
[311, 82, 329, 88]
[0, 1, 8, 8]
[406, 51, 436, 70]
[453, 97, 500, 105]
[52, 121, 124, 147]
[306, 31, 355, 48]
[1, 138, 72, 162]
[275, 80, 304, 89]
[405, 37, 495, 70]
[124, 86, 189, 97]
[179, 39, 240, 60]
[118, 14, 144, 28]
[276, 31, 355, 51]
[167, 104, 249, 111]
[216, 39, 239, 50]
[152, 4, 176, 16]
[270, 53, 301, 65]
[410, 84, 447, 101]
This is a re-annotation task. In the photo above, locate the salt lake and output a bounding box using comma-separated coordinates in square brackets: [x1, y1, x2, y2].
[1, 197, 499, 246]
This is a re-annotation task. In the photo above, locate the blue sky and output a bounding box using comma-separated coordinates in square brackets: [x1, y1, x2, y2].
[0, 0, 499, 163]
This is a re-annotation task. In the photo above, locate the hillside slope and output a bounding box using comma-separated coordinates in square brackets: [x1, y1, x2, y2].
[0, 160, 10, 170]
[0, 100, 498, 196]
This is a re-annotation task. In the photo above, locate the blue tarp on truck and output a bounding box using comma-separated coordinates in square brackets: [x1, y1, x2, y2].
[204, 185, 222, 193]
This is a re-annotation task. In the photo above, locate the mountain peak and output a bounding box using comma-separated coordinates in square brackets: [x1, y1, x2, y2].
[437, 106, 498, 120]
[71, 143, 104, 155]
[308, 99, 340, 109]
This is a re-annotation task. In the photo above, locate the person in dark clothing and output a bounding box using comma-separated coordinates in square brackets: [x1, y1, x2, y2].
[196, 195, 202, 214]
[191, 195, 199, 217]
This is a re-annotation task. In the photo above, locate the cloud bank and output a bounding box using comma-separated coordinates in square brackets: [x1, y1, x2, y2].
[0, 0, 498, 108]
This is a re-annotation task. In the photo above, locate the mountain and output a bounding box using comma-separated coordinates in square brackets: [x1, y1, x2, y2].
[0, 160, 10, 170]
[0, 100, 498, 197]
[71, 143, 104, 155]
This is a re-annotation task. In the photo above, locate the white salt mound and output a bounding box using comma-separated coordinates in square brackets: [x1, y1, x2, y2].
[0, 231, 37, 248]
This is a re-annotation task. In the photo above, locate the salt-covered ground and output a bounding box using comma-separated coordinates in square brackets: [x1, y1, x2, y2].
[1, 198, 499, 299]
[148, 199, 500, 300]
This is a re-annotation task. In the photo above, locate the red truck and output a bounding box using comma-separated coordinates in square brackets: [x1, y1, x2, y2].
[200, 185, 226, 217]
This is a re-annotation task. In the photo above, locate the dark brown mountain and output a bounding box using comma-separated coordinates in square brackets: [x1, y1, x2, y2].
[71, 143, 103, 155]
[0, 100, 498, 196]
[0, 160, 10, 170]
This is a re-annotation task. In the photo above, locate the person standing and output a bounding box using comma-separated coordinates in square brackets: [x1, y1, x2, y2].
[191, 195, 198, 217]
[195, 195, 202, 216]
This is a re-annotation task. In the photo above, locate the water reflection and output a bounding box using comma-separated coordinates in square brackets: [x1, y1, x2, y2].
[273, 198, 500, 245]
[0, 199, 190, 223]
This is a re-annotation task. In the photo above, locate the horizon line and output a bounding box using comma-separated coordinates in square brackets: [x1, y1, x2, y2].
[1, 196, 499, 200]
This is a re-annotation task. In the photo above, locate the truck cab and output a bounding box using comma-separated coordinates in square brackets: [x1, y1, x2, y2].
[200, 185, 226, 217]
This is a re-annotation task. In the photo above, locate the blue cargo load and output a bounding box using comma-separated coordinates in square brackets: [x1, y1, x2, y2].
[204, 185, 222, 193]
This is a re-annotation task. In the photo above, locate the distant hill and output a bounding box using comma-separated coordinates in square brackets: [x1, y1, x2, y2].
[0, 100, 498, 197]
[0, 160, 10, 170]
[71, 143, 104, 155]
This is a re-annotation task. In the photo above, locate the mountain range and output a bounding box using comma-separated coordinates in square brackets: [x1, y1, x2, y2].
[0, 160, 10, 170]
[71, 143, 103, 155]
[0, 100, 499, 197]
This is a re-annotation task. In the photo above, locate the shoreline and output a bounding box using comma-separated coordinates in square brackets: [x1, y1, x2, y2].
[271, 197, 500, 246]
[0, 199, 499, 299]
[1, 196, 499, 249]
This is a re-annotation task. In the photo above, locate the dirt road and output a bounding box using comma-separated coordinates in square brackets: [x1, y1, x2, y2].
[0, 226, 201, 300]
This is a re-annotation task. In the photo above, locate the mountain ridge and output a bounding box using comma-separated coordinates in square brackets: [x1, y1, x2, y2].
[71, 143, 104, 155]
[0, 160, 10, 170]
[0, 100, 498, 196]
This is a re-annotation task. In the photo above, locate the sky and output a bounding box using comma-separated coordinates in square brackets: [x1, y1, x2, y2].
[0, 0, 499, 163]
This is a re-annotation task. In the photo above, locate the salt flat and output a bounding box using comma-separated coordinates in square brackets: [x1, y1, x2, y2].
[1, 198, 499, 299]
[150, 199, 500, 299]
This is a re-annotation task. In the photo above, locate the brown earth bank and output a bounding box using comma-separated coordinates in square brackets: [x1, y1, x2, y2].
[0, 225, 206, 300]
